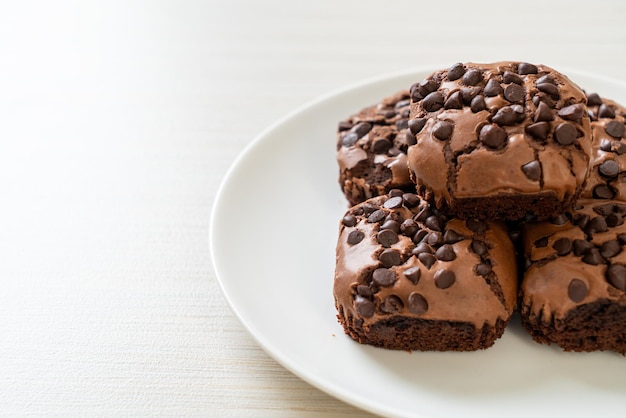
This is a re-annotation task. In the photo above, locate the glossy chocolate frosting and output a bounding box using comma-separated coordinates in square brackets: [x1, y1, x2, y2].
[522, 199, 626, 322]
[334, 191, 517, 332]
[406, 62, 592, 218]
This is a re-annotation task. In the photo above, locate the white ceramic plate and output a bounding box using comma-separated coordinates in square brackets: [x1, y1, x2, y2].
[210, 67, 626, 418]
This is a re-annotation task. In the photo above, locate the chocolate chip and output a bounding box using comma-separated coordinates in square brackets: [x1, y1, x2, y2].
[582, 248, 605, 265]
[426, 231, 445, 246]
[422, 92, 444, 112]
[347, 230, 365, 245]
[372, 138, 391, 154]
[342, 215, 357, 227]
[338, 120, 353, 131]
[574, 215, 591, 229]
[402, 193, 421, 208]
[467, 219, 487, 234]
[526, 122, 549, 141]
[553, 237, 572, 256]
[600, 139, 613, 152]
[377, 229, 399, 248]
[395, 118, 409, 130]
[504, 83, 524, 103]
[401, 219, 419, 237]
[435, 244, 456, 261]
[471, 240, 488, 256]
[381, 295, 403, 313]
[417, 79, 439, 97]
[558, 103, 585, 121]
[484, 79, 503, 97]
[479, 124, 507, 149]
[619, 233, 626, 245]
[598, 160, 620, 178]
[598, 103, 616, 119]
[412, 229, 428, 244]
[537, 83, 559, 97]
[408, 118, 426, 135]
[461, 87, 481, 104]
[412, 242, 433, 255]
[424, 215, 444, 231]
[554, 123, 578, 145]
[606, 213, 624, 227]
[418, 252, 437, 269]
[405, 130, 417, 146]
[447, 63, 466, 81]
[475, 263, 492, 276]
[372, 267, 396, 287]
[587, 216, 608, 234]
[593, 184, 615, 199]
[605, 120, 626, 138]
[534, 236, 549, 248]
[383, 196, 404, 209]
[568, 278, 588, 303]
[379, 249, 401, 267]
[536, 75, 556, 85]
[444, 91, 463, 109]
[341, 132, 358, 147]
[443, 229, 464, 243]
[461, 69, 483, 86]
[368, 209, 386, 223]
[534, 101, 554, 122]
[593, 203, 615, 216]
[492, 105, 524, 126]
[404, 266, 421, 284]
[354, 295, 376, 317]
[395, 99, 410, 110]
[606, 264, 626, 290]
[586, 92, 602, 106]
[432, 120, 454, 140]
[408, 292, 428, 314]
[470, 95, 486, 113]
[384, 110, 397, 119]
[522, 160, 541, 181]
[356, 284, 372, 297]
[573, 239, 593, 256]
[550, 213, 569, 225]
[601, 240, 622, 258]
[533, 93, 556, 108]
[434, 269, 456, 289]
[414, 206, 432, 222]
[351, 123, 371, 139]
[503, 71, 523, 85]
[517, 62, 538, 75]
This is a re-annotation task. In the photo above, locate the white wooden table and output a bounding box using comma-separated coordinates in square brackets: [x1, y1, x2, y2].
[1, 0, 625, 415]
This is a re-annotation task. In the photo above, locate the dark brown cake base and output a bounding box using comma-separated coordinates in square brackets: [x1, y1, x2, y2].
[520, 299, 626, 355]
[443, 191, 579, 222]
[337, 307, 508, 351]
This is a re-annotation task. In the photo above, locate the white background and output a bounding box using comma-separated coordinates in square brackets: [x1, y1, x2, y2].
[0, 0, 625, 416]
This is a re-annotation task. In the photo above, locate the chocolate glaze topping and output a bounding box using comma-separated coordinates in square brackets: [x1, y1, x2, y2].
[407, 62, 592, 221]
[334, 191, 518, 332]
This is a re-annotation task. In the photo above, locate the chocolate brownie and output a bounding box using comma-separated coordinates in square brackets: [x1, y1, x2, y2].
[521, 199, 626, 354]
[334, 190, 518, 351]
[337, 90, 415, 206]
[406, 61, 592, 221]
[581, 93, 626, 200]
